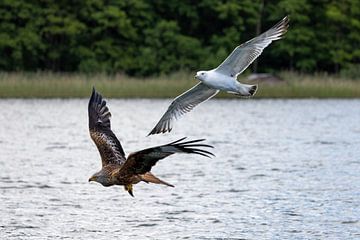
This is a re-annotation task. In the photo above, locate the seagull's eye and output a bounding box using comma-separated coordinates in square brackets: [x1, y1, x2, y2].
[201, 73, 204, 75]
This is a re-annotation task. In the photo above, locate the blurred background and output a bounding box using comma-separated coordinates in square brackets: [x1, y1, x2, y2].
[0, 0, 359, 97]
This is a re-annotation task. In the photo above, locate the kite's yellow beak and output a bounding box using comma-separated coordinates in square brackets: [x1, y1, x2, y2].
[88, 176, 96, 182]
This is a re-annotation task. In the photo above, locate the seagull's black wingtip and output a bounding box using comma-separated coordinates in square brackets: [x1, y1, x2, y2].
[147, 129, 156, 136]
[147, 127, 170, 136]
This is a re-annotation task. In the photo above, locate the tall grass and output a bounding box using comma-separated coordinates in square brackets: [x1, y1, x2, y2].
[0, 71, 359, 98]
[254, 72, 360, 98]
[0, 72, 195, 98]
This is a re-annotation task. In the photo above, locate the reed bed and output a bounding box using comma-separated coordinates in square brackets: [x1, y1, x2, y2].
[0, 71, 359, 98]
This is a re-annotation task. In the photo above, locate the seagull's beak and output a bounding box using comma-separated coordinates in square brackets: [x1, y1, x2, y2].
[88, 176, 96, 182]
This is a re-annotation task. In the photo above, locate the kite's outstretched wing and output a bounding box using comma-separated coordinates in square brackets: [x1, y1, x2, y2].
[215, 16, 289, 77]
[119, 138, 214, 175]
[88, 88, 126, 166]
[148, 83, 219, 135]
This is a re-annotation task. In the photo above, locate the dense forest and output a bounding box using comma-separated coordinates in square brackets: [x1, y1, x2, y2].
[0, 0, 359, 76]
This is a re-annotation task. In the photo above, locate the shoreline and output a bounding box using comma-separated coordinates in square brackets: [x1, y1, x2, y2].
[0, 72, 359, 98]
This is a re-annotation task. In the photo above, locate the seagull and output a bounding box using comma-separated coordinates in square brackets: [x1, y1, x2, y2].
[149, 16, 289, 135]
[88, 88, 214, 197]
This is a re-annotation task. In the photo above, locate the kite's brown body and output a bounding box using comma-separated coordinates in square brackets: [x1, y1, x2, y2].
[88, 88, 214, 197]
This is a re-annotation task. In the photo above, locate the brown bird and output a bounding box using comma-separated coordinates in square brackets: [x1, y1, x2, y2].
[88, 88, 214, 197]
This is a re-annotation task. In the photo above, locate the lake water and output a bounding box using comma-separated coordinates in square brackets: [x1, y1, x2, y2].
[0, 99, 359, 239]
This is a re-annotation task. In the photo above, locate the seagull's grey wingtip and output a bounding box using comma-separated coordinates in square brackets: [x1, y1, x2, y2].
[283, 15, 290, 28]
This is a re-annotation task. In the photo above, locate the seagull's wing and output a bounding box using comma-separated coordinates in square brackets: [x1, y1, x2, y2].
[119, 138, 214, 175]
[215, 16, 289, 77]
[149, 83, 219, 135]
[88, 88, 126, 166]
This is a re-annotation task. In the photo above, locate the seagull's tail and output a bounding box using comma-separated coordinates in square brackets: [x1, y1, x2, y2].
[234, 82, 258, 97]
[140, 172, 174, 187]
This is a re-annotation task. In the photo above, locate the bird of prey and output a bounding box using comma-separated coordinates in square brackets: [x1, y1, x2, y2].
[149, 16, 289, 135]
[88, 88, 214, 197]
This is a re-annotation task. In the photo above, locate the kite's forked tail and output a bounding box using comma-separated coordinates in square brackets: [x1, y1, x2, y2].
[235, 82, 258, 97]
[141, 172, 174, 187]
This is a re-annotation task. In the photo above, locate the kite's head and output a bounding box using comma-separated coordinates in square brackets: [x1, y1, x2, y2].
[195, 71, 207, 81]
[88, 171, 112, 187]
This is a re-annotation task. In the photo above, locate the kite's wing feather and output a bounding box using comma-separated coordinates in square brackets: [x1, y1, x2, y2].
[88, 88, 126, 166]
[119, 138, 214, 175]
[148, 83, 219, 135]
[215, 16, 289, 77]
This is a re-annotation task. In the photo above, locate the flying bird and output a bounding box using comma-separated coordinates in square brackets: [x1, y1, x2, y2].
[88, 88, 214, 197]
[149, 16, 289, 135]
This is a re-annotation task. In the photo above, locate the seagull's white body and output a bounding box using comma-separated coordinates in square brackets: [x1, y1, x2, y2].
[149, 16, 290, 135]
[199, 70, 236, 91]
[197, 70, 254, 95]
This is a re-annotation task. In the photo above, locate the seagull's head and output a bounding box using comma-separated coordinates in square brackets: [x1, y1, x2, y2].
[89, 171, 112, 187]
[195, 71, 207, 81]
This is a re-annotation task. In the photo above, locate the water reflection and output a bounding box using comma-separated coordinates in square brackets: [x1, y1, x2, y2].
[0, 99, 359, 239]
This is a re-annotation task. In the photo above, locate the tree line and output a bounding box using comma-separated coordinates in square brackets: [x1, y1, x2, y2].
[0, 0, 359, 76]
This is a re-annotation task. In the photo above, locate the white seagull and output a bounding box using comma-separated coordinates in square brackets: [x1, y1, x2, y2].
[149, 16, 289, 135]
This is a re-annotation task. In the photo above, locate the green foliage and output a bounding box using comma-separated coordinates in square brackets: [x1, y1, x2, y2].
[0, 0, 359, 75]
[340, 64, 360, 79]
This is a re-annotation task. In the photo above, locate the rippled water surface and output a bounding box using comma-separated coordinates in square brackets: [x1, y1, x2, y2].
[0, 99, 359, 239]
